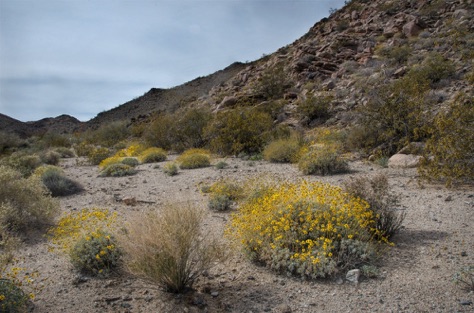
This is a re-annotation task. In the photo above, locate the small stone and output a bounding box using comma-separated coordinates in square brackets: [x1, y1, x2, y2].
[445, 195, 453, 202]
[460, 300, 472, 306]
[211, 291, 219, 297]
[461, 251, 467, 257]
[274, 304, 292, 313]
[346, 269, 361, 283]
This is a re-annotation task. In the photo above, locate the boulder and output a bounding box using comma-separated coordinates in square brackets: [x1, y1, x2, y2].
[346, 269, 361, 283]
[388, 154, 423, 168]
[403, 20, 422, 37]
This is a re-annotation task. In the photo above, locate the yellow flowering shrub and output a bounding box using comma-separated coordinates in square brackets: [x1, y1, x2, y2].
[206, 179, 244, 211]
[115, 143, 147, 157]
[48, 208, 118, 253]
[0, 266, 38, 312]
[139, 147, 167, 163]
[227, 180, 388, 279]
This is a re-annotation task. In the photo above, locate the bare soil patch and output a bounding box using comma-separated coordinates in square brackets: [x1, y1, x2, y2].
[16, 156, 474, 312]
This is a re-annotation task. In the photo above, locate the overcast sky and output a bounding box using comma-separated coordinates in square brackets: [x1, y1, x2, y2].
[0, 0, 346, 122]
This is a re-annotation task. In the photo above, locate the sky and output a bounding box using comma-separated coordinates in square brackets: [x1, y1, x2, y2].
[0, 0, 346, 122]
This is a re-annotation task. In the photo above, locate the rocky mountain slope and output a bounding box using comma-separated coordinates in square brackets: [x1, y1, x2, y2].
[2, 0, 473, 135]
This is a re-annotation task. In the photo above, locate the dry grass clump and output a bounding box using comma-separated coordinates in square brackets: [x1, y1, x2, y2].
[263, 138, 301, 163]
[139, 147, 167, 163]
[162, 162, 178, 176]
[0, 166, 59, 235]
[119, 205, 225, 292]
[343, 174, 405, 239]
[298, 149, 349, 176]
[177, 149, 211, 169]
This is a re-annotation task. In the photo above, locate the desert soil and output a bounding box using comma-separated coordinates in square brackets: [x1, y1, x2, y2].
[14, 156, 474, 313]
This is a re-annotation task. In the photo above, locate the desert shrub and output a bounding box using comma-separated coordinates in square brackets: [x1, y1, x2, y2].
[1, 153, 42, 177]
[0, 131, 24, 154]
[73, 142, 94, 157]
[99, 163, 137, 177]
[408, 53, 455, 87]
[69, 230, 122, 277]
[163, 162, 178, 176]
[54, 147, 75, 158]
[214, 161, 228, 169]
[139, 147, 167, 163]
[143, 114, 175, 150]
[227, 180, 386, 279]
[343, 174, 404, 239]
[115, 143, 147, 157]
[376, 45, 411, 65]
[297, 94, 333, 125]
[453, 266, 474, 291]
[40, 150, 61, 165]
[33, 165, 63, 177]
[257, 64, 292, 100]
[177, 149, 211, 169]
[208, 194, 233, 211]
[121, 157, 139, 167]
[204, 108, 273, 156]
[298, 149, 349, 175]
[119, 205, 225, 293]
[356, 71, 431, 154]
[0, 278, 29, 313]
[40, 132, 71, 148]
[84, 121, 130, 147]
[48, 208, 118, 254]
[0, 166, 59, 234]
[263, 138, 301, 163]
[419, 94, 474, 186]
[172, 107, 213, 152]
[40, 169, 84, 197]
[87, 147, 112, 165]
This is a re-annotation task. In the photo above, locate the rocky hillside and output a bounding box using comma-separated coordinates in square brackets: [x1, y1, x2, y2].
[0, 113, 83, 137]
[2, 0, 473, 135]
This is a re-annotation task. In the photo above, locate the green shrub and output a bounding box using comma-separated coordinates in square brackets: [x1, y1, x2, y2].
[419, 94, 474, 186]
[87, 147, 112, 165]
[227, 181, 386, 279]
[40, 150, 61, 165]
[257, 64, 292, 100]
[143, 114, 175, 150]
[74, 142, 94, 157]
[41, 169, 84, 197]
[204, 108, 273, 156]
[1, 153, 42, 177]
[139, 147, 167, 163]
[119, 205, 225, 293]
[54, 147, 75, 158]
[343, 174, 405, 239]
[263, 138, 301, 163]
[0, 132, 24, 154]
[70, 230, 122, 277]
[208, 194, 233, 211]
[408, 53, 455, 87]
[298, 149, 349, 175]
[0, 166, 59, 234]
[297, 94, 332, 125]
[40, 132, 71, 148]
[214, 161, 228, 169]
[0, 278, 29, 313]
[121, 157, 139, 167]
[163, 162, 178, 176]
[100, 163, 137, 177]
[83, 121, 130, 147]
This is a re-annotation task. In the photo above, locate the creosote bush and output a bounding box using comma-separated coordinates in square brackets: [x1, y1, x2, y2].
[119, 205, 225, 293]
[419, 94, 474, 186]
[343, 174, 405, 239]
[0, 166, 59, 234]
[227, 180, 387, 279]
[70, 230, 121, 277]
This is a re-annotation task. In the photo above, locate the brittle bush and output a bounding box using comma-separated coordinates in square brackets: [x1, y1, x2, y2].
[227, 180, 387, 279]
[177, 149, 211, 169]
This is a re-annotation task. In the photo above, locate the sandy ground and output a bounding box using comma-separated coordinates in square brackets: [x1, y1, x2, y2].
[12, 156, 474, 313]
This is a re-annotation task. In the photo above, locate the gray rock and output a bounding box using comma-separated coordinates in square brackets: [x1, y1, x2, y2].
[346, 269, 361, 283]
[388, 154, 423, 168]
[403, 20, 422, 37]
